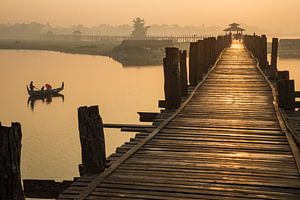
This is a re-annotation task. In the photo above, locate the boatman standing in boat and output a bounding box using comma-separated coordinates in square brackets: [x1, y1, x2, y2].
[29, 81, 36, 91]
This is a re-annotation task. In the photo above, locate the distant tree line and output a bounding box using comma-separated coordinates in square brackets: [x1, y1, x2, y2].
[0, 20, 271, 39]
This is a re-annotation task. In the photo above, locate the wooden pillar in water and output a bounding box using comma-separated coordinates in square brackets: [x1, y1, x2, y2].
[270, 38, 279, 79]
[180, 50, 188, 97]
[255, 36, 261, 60]
[277, 71, 289, 82]
[287, 80, 295, 110]
[277, 73, 295, 110]
[260, 35, 268, 69]
[277, 71, 290, 108]
[197, 40, 204, 81]
[206, 38, 213, 67]
[189, 42, 198, 86]
[78, 106, 106, 175]
[216, 36, 221, 55]
[203, 38, 210, 74]
[210, 37, 217, 64]
[164, 47, 181, 109]
[0, 122, 25, 200]
[278, 80, 287, 108]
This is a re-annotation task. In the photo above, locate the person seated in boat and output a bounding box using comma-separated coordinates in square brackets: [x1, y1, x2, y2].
[41, 86, 45, 91]
[45, 84, 52, 90]
[29, 81, 36, 91]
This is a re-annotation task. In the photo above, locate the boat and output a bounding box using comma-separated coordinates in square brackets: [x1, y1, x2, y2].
[27, 82, 64, 97]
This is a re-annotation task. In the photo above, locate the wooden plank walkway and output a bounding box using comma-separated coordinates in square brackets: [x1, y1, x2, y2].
[58, 41, 300, 199]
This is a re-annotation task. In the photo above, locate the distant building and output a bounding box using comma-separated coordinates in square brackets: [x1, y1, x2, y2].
[223, 23, 245, 39]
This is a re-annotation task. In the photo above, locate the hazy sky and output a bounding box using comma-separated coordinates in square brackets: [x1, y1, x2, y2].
[0, 0, 299, 31]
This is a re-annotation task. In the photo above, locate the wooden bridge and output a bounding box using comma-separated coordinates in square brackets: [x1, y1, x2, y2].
[56, 39, 300, 199]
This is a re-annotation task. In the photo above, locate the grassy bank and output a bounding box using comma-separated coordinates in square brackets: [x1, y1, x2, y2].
[0, 39, 121, 56]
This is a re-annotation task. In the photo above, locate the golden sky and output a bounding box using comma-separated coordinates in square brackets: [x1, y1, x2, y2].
[0, 0, 299, 30]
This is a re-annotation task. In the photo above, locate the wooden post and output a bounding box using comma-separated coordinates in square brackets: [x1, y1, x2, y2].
[210, 37, 217, 64]
[203, 38, 210, 74]
[78, 106, 106, 175]
[164, 47, 181, 109]
[287, 80, 295, 110]
[216, 36, 221, 55]
[189, 42, 198, 86]
[270, 38, 279, 79]
[255, 36, 261, 60]
[277, 71, 289, 82]
[197, 40, 204, 81]
[0, 122, 25, 200]
[180, 50, 188, 96]
[278, 80, 287, 108]
[260, 35, 268, 69]
[277, 70, 290, 108]
[278, 79, 295, 110]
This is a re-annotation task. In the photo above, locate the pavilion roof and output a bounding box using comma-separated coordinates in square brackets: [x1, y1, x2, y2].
[223, 26, 245, 32]
[229, 23, 240, 27]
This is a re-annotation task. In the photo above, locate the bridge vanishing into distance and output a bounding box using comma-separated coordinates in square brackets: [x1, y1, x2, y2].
[42, 34, 213, 43]
[1, 35, 300, 200]
[56, 38, 300, 199]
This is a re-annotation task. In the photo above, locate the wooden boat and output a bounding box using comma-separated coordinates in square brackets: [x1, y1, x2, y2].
[27, 82, 64, 97]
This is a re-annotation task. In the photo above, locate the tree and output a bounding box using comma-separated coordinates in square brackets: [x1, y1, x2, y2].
[130, 17, 149, 39]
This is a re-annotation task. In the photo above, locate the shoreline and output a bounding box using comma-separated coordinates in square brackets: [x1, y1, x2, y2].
[1, 39, 300, 59]
[0, 39, 121, 57]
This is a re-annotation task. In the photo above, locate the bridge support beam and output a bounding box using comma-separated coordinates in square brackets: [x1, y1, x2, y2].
[163, 47, 181, 109]
[189, 42, 199, 86]
[278, 79, 295, 110]
[180, 50, 188, 97]
[197, 40, 204, 81]
[78, 106, 106, 175]
[0, 122, 25, 200]
[270, 38, 279, 79]
[260, 35, 268, 69]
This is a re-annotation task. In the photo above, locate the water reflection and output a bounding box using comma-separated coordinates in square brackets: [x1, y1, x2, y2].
[27, 94, 64, 111]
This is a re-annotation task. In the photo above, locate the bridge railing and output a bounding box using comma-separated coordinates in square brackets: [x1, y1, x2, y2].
[244, 34, 300, 111]
[41, 34, 214, 43]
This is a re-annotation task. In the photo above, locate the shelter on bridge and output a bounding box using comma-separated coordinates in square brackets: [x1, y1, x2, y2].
[223, 23, 245, 39]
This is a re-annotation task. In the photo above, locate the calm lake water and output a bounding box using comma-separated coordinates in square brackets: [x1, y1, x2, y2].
[0, 50, 164, 181]
[0, 49, 299, 183]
